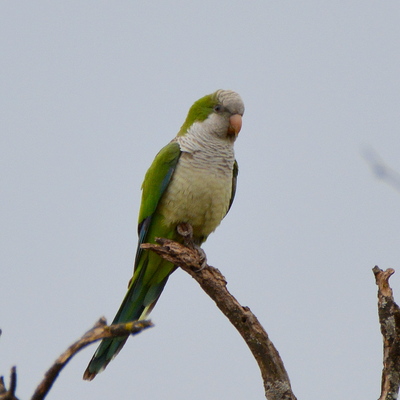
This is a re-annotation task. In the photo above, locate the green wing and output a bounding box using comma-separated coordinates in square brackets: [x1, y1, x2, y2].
[134, 141, 182, 268]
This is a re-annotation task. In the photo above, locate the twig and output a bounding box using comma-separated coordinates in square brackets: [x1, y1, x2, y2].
[31, 318, 153, 400]
[0, 367, 19, 400]
[142, 237, 297, 400]
[373, 266, 400, 400]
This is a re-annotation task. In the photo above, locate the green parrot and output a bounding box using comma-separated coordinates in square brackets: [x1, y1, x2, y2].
[83, 89, 244, 380]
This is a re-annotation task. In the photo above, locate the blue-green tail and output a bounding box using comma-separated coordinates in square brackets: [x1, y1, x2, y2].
[83, 256, 172, 380]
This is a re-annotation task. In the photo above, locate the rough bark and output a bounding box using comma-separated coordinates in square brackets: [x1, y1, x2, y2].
[373, 266, 400, 400]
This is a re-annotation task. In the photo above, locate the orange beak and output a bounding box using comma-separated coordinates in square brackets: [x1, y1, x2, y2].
[228, 114, 242, 136]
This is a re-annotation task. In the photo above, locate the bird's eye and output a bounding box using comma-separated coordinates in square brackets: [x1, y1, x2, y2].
[214, 104, 224, 113]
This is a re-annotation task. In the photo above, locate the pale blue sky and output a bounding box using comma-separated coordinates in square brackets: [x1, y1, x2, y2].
[1, 2, 400, 399]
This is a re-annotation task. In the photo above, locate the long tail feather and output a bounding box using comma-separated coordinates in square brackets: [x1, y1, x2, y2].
[83, 257, 171, 380]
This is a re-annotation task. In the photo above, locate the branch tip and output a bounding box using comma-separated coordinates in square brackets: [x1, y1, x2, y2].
[373, 266, 396, 298]
[0, 366, 18, 400]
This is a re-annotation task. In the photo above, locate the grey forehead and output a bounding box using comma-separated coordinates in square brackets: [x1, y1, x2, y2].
[217, 90, 245, 115]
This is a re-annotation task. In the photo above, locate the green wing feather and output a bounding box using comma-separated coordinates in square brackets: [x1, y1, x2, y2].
[83, 141, 181, 380]
[134, 141, 182, 268]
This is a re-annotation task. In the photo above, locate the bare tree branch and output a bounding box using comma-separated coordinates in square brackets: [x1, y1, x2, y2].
[142, 236, 297, 400]
[373, 266, 400, 400]
[30, 318, 152, 400]
[0, 367, 19, 400]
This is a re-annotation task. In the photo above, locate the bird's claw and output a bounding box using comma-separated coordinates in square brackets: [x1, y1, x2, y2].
[195, 246, 207, 271]
[177, 223, 207, 271]
[177, 223, 194, 248]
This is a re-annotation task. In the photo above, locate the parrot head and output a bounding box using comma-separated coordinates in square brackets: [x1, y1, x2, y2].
[178, 89, 244, 140]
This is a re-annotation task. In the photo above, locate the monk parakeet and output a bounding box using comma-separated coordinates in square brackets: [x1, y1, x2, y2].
[83, 89, 244, 380]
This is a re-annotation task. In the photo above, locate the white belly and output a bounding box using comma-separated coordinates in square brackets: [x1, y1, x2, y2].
[160, 153, 233, 239]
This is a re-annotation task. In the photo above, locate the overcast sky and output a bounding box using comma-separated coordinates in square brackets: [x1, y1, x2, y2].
[1, 2, 400, 399]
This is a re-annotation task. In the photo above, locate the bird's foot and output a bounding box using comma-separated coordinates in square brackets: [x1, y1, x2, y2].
[177, 223, 207, 271]
[177, 222, 194, 248]
[195, 246, 207, 270]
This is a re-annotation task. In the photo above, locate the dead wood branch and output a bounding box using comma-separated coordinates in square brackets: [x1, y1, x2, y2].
[2, 318, 151, 400]
[31, 318, 152, 400]
[142, 237, 297, 400]
[0, 367, 19, 400]
[373, 266, 400, 400]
